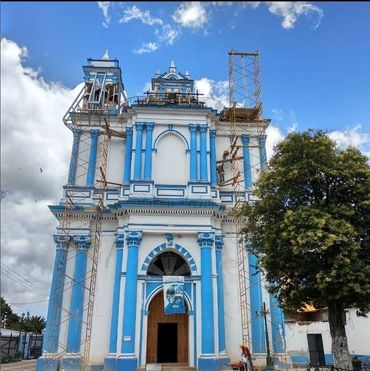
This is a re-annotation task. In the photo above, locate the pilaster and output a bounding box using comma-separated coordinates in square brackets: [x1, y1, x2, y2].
[123, 127, 133, 185]
[209, 129, 217, 186]
[198, 232, 217, 370]
[134, 123, 144, 180]
[215, 235, 226, 353]
[269, 293, 285, 353]
[144, 122, 155, 180]
[247, 243, 267, 354]
[189, 124, 198, 181]
[241, 134, 252, 188]
[259, 135, 267, 171]
[68, 129, 82, 185]
[117, 231, 143, 371]
[199, 125, 208, 182]
[66, 235, 91, 354]
[86, 129, 100, 186]
[36, 235, 71, 371]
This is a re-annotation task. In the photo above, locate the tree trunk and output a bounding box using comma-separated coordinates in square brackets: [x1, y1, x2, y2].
[328, 302, 352, 370]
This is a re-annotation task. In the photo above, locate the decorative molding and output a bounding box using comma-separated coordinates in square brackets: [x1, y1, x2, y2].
[115, 233, 125, 249]
[241, 134, 250, 145]
[215, 235, 224, 251]
[72, 128, 82, 136]
[73, 235, 91, 250]
[146, 122, 155, 130]
[141, 242, 197, 272]
[189, 124, 198, 133]
[197, 232, 214, 248]
[135, 122, 145, 130]
[153, 128, 189, 151]
[53, 235, 71, 251]
[126, 230, 143, 247]
[90, 129, 100, 138]
[166, 233, 174, 246]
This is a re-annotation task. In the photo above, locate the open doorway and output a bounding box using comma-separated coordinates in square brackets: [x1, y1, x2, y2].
[146, 291, 188, 364]
[157, 323, 178, 362]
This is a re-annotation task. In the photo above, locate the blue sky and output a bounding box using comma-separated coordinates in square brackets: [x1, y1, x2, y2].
[1, 2, 370, 317]
[2, 1, 370, 134]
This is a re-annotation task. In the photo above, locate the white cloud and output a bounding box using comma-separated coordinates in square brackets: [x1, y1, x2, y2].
[266, 124, 285, 159]
[1, 38, 80, 316]
[156, 24, 179, 46]
[195, 77, 229, 112]
[271, 107, 284, 121]
[264, 2, 323, 29]
[172, 2, 208, 29]
[133, 41, 158, 54]
[97, 2, 111, 28]
[329, 124, 370, 153]
[119, 5, 179, 54]
[119, 5, 163, 26]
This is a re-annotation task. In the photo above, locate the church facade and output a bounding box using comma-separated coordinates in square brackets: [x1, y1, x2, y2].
[36, 56, 370, 371]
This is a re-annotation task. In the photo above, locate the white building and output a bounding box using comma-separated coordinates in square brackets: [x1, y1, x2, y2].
[36, 56, 370, 371]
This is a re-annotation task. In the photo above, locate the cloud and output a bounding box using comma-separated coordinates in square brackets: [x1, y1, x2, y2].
[250, 2, 323, 29]
[1, 38, 79, 316]
[97, 2, 111, 28]
[195, 77, 229, 112]
[119, 5, 179, 54]
[156, 24, 179, 46]
[329, 124, 370, 155]
[133, 41, 158, 54]
[266, 124, 285, 159]
[271, 108, 284, 121]
[172, 2, 208, 29]
[119, 5, 163, 26]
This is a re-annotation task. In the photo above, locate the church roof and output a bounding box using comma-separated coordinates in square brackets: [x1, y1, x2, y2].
[155, 60, 191, 81]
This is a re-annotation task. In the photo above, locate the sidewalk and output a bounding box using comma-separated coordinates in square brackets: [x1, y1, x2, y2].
[0, 359, 36, 371]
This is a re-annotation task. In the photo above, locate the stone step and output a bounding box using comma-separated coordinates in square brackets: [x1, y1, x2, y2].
[145, 363, 196, 371]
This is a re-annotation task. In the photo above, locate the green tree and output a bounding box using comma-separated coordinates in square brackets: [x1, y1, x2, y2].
[24, 314, 46, 334]
[242, 130, 370, 369]
[0, 296, 20, 329]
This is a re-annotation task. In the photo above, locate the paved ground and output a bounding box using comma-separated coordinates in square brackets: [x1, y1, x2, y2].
[0, 359, 36, 371]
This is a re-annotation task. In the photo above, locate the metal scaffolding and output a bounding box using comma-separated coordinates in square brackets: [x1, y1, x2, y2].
[219, 50, 267, 352]
[44, 61, 127, 367]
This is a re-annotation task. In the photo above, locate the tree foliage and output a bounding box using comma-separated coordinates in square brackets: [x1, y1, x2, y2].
[0, 297, 46, 333]
[242, 130, 370, 367]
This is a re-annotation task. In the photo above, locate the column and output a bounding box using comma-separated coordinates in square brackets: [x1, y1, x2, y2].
[259, 135, 267, 171]
[117, 231, 142, 371]
[66, 235, 91, 353]
[144, 122, 154, 180]
[209, 130, 217, 187]
[134, 123, 144, 180]
[200, 125, 208, 182]
[189, 124, 198, 181]
[68, 130, 81, 185]
[241, 135, 252, 188]
[123, 127, 133, 184]
[215, 235, 226, 353]
[109, 234, 124, 353]
[86, 129, 100, 186]
[198, 232, 215, 357]
[269, 294, 285, 353]
[43, 235, 70, 352]
[248, 249, 266, 353]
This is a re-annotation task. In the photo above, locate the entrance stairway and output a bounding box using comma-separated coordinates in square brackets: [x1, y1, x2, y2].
[145, 363, 196, 371]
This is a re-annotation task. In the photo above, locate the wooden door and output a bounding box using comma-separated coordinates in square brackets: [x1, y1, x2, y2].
[146, 291, 188, 364]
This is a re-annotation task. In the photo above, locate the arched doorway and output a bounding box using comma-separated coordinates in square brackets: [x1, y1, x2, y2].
[146, 252, 190, 364]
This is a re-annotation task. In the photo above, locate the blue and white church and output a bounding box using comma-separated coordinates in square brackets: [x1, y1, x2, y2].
[36, 56, 370, 371]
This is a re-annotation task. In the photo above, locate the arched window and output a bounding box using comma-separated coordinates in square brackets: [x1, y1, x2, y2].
[147, 252, 191, 276]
